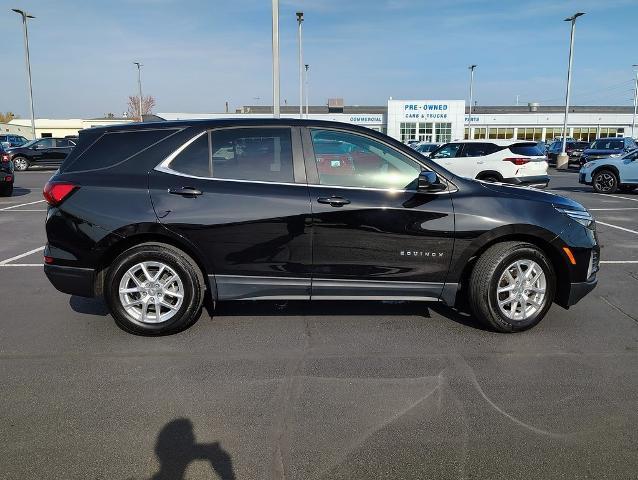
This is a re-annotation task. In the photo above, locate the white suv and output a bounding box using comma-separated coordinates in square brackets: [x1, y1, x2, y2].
[427, 140, 549, 188]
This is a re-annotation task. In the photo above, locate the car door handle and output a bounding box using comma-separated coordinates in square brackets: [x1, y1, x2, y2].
[317, 196, 351, 207]
[168, 187, 203, 196]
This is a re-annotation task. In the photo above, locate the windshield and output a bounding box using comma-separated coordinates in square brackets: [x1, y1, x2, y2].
[590, 139, 623, 150]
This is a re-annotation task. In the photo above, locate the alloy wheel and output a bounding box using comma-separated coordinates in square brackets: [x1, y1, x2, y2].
[13, 157, 28, 171]
[118, 261, 184, 324]
[496, 259, 547, 322]
[594, 172, 616, 193]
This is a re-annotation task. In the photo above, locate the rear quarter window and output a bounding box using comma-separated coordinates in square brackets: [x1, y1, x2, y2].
[62, 129, 177, 173]
[509, 143, 545, 156]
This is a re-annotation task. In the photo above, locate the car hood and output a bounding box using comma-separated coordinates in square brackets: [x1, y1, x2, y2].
[583, 148, 623, 156]
[478, 181, 585, 210]
[582, 157, 627, 168]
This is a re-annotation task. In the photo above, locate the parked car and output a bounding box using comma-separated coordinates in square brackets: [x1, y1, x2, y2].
[414, 142, 441, 155]
[0, 145, 14, 196]
[0, 134, 29, 149]
[406, 139, 420, 148]
[428, 140, 549, 187]
[546, 140, 590, 167]
[579, 148, 638, 194]
[42, 120, 599, 335]
[580, 137, 638, 166]
[5, 137, 77, 171]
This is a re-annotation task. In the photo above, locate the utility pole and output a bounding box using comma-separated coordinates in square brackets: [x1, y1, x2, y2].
[296, 12, 304, 119]
[12, 9, 36, 140]
[133, 62, 144, 122]
[272, 0, 280, 118]
[467, 65, 477, 139]
[305, 64, 310, 118]
[558, 12, 585, 169]
[632, 65, 638, 139]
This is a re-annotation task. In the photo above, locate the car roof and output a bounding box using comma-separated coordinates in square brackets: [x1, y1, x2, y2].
[452, 139, 537, 146]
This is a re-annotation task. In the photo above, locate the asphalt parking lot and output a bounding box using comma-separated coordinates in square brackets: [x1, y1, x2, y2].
[1, 169, 637, 480]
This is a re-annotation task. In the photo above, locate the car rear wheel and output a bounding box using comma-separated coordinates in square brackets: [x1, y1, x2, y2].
[13, 157, 29, 171]
[592, 169, 618, 194]
[105, 243, 205, 335]
[468, 241, 555, 332]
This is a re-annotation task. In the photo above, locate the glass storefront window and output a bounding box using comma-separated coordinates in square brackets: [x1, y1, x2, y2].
[599, 127, 623, 138]
[400, 122, 417, 143]
[544, 128, 565, 141]
[435, 123, 452, 142]
[418, 122, 433, 141]
[488, 128, 514, 139]
[474, 127, 487, 139]
[516, 128, 542, 140]
[572, 127, 597, 142]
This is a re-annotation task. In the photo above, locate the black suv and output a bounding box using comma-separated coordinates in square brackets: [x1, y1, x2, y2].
[43, 119, 599, 335]
[0, 145, 14, 196]
[546, 140, 590, 167]
[5, 137, 76, 171]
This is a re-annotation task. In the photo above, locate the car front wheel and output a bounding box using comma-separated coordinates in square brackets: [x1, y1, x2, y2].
[104, 243, 205, 335]
[13, 157, 29, 171]
[468, 241, 556, 332]
[592, 169, 618, 194]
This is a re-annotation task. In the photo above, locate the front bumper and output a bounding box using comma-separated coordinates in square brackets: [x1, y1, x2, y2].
[502, 174, 550, 189]
[578, 171, 592, 185]
[44, 264, 96, 297]
[565, 276, 598, 307]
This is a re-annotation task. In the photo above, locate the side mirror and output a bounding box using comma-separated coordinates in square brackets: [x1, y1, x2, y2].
[417, 171, 446, 192]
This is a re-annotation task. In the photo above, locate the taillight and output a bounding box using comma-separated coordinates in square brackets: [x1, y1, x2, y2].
[503, 157, 530, 166]
[43, 181, 78, 206]
[1, 154, 9, 164]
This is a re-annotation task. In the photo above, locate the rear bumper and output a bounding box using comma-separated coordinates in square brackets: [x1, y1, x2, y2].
[502, 174, 550, 189]
[44, 264, 95, 297]
[565, 276, 597, 307]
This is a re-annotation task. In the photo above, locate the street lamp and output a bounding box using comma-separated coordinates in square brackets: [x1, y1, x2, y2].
[133, 62, 144, 122]
[558, 12, 585, 169]
[271, 0, 280, 118]
[467, 65, 477, 139]
[296, 11, 304, 119]
[12, 8, 36, 140]
[632, 64, 638, 139]
[304, 64, 310, 118]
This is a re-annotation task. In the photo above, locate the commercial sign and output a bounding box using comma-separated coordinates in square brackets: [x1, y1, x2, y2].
[348, 115, 384, 125]
[402, 103, 451, 120]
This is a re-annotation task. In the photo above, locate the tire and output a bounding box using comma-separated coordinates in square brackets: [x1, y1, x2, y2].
[619, 185, 637, 193]
[0, 184, 13, 197]
[104, 242, 206, 335]
[592, 169, 618, 194]
[478, 174, 501, 183]
[13, 157, 29, 171]
[468, 241, 556, 332]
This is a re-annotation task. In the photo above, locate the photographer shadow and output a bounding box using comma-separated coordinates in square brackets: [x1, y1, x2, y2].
[151, 418, 236, 480]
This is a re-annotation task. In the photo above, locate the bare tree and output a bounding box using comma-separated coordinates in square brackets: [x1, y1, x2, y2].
[0, 112, 17, 123]
[126, 95, 156, 121]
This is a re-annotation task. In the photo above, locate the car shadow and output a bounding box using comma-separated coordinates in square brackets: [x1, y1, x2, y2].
[149, 418, 236, 480]
[69, 295, 110, 316]
[8, 187, 31, 197]
[208, 299, 488, 331]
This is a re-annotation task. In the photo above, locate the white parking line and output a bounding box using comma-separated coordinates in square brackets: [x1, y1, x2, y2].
[590, 207, 638, 211]
[593, 193, 638, 203]
[0, 209, 47, 212]
[0, 263, 42, 267]
[600, 261, 638, 264]
[0, 246, 45, 265]
[0, 200, 45, 211]
[596, 221, 638, 236]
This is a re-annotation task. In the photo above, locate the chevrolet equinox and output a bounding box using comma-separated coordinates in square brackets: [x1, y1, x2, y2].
[43, 119, 599, 335]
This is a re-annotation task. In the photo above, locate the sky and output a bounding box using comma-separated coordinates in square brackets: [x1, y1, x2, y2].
[1, 0, 637, 118]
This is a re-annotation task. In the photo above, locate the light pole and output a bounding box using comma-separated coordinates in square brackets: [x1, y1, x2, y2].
[467, 65, 477, 139]
[304, 64, 310, 118]
[133, 62, 144, 122]
[12, 8, 36, 140]
[557, 12, 585, 169]
[296, 11, 304, 119]
[632, 64, 638, 139]
[271, 0, 280, 118]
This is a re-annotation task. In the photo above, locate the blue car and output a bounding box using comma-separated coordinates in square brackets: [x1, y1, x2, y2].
[579, 148, 638, 193]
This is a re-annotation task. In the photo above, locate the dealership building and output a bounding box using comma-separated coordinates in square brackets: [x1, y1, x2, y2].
[159, 99, 636, 144]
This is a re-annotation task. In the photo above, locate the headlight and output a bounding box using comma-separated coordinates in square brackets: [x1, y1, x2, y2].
[609, 153, 622, 157]
[554, 206, 594, 228]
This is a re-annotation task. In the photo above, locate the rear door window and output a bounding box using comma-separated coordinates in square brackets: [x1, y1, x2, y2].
[169, 128, 295, 183]
[509, 143, 545, 156]
[460, 143, 500, 157]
